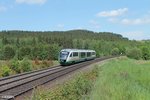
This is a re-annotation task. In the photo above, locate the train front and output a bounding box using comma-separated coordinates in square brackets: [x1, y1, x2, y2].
[59, 50, 69, 65]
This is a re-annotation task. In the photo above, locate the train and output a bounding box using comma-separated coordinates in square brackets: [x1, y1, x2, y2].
[58, 49, 96, 65]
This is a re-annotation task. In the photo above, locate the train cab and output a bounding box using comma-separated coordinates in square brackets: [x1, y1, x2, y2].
[59, 50, 69, 64]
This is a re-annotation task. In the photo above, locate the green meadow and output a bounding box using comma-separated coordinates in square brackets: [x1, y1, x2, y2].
[90, 57, 150, 100]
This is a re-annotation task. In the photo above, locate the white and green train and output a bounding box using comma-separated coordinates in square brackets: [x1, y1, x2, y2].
[58, 49, 96, 65]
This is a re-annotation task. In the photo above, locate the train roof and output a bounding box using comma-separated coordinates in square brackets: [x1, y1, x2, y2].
[60, 49, 95, 52]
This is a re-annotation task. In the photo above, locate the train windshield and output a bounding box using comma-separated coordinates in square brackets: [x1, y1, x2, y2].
[60, 51, 69, 59]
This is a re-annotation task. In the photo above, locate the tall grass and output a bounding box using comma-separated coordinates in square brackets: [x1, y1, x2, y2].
[31, 66, 99, 100]
[90, 57, 150, 100]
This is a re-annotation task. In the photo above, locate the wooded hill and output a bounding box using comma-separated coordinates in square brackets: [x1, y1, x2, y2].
[0, 30, 149, 60]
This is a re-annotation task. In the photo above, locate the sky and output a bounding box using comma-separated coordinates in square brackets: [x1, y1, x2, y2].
[0, 0, 150, 40]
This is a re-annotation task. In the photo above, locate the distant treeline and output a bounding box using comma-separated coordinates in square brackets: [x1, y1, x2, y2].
[0, 30, 150, 60]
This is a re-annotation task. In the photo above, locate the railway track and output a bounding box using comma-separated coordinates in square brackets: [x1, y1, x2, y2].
[0, 56, 115, 100]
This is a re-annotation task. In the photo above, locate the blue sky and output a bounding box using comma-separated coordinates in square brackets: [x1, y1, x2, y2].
[0, 0, 150, 40]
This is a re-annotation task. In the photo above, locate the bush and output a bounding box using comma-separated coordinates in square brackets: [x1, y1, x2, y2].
[1, 65, 12, 77]
[34, 58, 40, 65]
[141, 46, 150, 60]
[41, 60, 53, 68]
[31, 66, 99, 100]
[20, 57, 32, 72]
[41, 60, 49, 68]
[126, 48, 142, 60]
[111, 48, 120, 56]
[10, 58, 21, 73]
[0, 48, 3, 59]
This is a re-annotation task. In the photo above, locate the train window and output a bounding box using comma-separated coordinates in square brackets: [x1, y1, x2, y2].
[73, 52, 78, 57]
[87, 52, 91, 57]
[70, 53, 73, 57]
[60, 51, 69, 59]
[81, 52, 86, 58]
[92, 52, 95, 55]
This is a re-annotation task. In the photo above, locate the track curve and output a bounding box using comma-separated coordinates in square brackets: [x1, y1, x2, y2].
[0, 56, 116, 100]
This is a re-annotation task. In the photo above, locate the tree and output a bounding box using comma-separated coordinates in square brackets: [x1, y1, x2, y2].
[3, 45, 15, 60]
[16, 37, 20, 48]
[141, 46, 150, 60]
[31, 37, 36, 45]
[2, 37, 9, 45]
[31, 44, 48, 60]
[47, 44, 61, 60]
[19, 46, 31, 59]
[126, 48, 142, 60]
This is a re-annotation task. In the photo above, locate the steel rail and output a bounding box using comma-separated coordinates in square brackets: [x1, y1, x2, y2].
[0, 66, 61, 87]
[0, 56, 116, 100]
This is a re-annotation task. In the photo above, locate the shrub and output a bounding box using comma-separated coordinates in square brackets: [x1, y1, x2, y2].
[20, 57, 32, 72]
[31, 66, 99, 100]
[111, 48, 120, 56]
[41, 60, 49, 68]
[126, 48, 142, 60]
[141, 46, 150, 60]
[10, 58, 21, 73]
[48, 60, 54, 66]
[0, 48, 3, 59]
[1, 65, 12, 77]
[34, 58, 40, 65]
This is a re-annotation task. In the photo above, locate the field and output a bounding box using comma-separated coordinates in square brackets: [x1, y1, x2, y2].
[90, 57, 150, 100]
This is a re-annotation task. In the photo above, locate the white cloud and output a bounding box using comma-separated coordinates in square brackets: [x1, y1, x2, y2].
[108, 16, 150, 25]
[97, 8, 128, 17]
[121, 17, 150, 25]
[0, 6, 7, 12]
[121, 31, 150, 40]
[89, 20, 100, 29]
[15, 0, 47, 5]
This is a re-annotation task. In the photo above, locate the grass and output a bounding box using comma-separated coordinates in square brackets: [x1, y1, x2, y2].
[30, 66, 99, 100]
[90, 57, 150, 100]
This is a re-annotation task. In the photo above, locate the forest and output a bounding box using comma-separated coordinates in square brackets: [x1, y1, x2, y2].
[0, 30, 150, 77]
